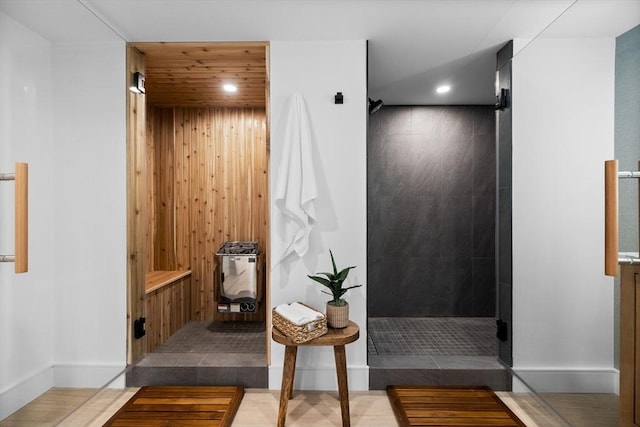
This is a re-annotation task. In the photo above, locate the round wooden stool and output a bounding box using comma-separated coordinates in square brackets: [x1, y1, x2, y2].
[272, 321, 360, 427]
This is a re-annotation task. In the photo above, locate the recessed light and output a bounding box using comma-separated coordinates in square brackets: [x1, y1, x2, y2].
[223, 83, 237, 93]
[436, 85, 451, 94]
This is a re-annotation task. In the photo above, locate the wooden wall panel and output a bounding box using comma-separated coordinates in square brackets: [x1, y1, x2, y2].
[147, 107, 268, 322]
[126, 46, 147, 363]
[145, 110, 155, 272]
[145, 275, 192, 353]
[148, 108, 177, 271]
[130, 42, 267, 108]
[620, 265, 640, 426]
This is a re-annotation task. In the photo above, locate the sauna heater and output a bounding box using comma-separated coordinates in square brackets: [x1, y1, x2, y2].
[216, 241, 263, 313]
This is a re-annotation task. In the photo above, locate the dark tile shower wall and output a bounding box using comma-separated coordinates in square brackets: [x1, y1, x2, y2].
[368, 105, 496, 317]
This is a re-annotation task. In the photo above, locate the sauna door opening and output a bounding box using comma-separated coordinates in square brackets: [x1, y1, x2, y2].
[126, 42, 270, 364]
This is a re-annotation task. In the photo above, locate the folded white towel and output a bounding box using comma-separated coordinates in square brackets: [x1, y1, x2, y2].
[275, 302, 323, 326]
[275, 304, 307, 325]
[290, 302, 323, 320]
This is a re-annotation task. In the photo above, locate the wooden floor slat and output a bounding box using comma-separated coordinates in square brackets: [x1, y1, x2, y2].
[102, 386, 243, 427]
[387, 386, 527, 427]
[110, 421, 222, 427]
[115, 411, 226, 419]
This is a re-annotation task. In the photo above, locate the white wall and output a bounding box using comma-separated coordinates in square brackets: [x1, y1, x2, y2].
[512, 38, 617, 392]
[0, 11, 127, 419]
[50, 42, 127, 382]
[0, 11, 56, 419]
[269, 41, 368, 390]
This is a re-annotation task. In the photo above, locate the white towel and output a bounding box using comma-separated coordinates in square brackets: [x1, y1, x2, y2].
[275, 302, 323, 326]
[275, 92, 318, 264]
[290, 302, 323, 321]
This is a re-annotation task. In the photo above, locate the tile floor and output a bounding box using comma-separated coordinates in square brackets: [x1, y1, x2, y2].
[368, 317, 496, 356]
[367, 317, 508, 390]
[156, 320, 266, 354]
[154, 317, 493, 359]
[131, 317, 504, 388]
[127, 320, 268, 387]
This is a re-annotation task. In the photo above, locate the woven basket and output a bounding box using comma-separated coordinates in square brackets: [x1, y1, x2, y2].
[272, 303, 328, 344]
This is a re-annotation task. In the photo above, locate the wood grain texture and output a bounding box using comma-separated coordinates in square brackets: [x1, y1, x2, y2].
[272, 322, 360, 347]
[334, 345, 351, 427]
[604, 159, 619, 277]
[14, 162, 28, 273]
[620, 265, 640, 426]
[145, 271, 193, 353]
[5, 388, 620, 427]
[538, 393, 618, 427]
[129, 42, 267, 108]
[147, 106, 268, 322]
[126, 46, 147, 363]
[632, 266, 640, 426]
[263, 43, 271, 365]
[103, 386, 244, 427]
[387, 386, 526, 427]
[145, 270, 192, 293]
[278, 346, 298, 427]
[146, 108, 177, 272]
[274, 323, 360, 427]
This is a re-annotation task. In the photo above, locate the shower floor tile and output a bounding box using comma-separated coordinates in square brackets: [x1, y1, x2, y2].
[129, 321, 269, 387]
[368, 317, 496, 357]
[154, 321, 266, 355]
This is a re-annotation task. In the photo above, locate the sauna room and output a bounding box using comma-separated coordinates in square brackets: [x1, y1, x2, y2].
[128, 42, 270, 386]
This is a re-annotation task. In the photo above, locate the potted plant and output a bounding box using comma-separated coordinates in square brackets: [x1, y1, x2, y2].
[308, 250, 362, 328]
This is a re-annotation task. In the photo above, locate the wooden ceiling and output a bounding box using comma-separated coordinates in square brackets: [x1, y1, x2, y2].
[130, 42, 268, 108]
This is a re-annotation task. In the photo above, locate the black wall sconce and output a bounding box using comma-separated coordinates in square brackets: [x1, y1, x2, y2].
[334, 92, 344, 104]
[130, 71, 145, 94]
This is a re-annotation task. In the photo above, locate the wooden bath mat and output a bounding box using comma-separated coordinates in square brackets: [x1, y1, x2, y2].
[103, 385, 244, 426]
[387, 385, 526, 426]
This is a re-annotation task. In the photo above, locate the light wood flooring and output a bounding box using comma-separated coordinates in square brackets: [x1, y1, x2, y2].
[0, 387, 618, 426]
[540, 393, 619, 427]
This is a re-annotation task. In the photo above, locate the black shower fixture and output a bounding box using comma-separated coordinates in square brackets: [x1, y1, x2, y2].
[368, 98, 384, 114]
[495, 88, 509, 110]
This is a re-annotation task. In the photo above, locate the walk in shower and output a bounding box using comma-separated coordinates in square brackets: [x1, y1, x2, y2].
[367, 105, 503, 388]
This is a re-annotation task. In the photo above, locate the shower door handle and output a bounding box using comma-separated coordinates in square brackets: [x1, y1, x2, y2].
[604, 160, 619, 276]
[604, 160, 640, 277]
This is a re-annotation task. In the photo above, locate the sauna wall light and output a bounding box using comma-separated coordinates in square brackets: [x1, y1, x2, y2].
[436, 85, 451, 94]
[130, 72, 145, 94]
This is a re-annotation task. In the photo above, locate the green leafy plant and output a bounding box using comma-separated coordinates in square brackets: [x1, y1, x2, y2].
[308, 250, 362, 307]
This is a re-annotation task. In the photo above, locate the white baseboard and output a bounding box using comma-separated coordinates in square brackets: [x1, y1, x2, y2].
[0, 366, 53, 421]
[52, 364, 126, 388]
[269, 365, 369, 391]
[514, 368, 618, 393]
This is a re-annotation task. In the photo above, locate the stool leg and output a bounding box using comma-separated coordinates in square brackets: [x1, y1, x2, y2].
[288, 347, 297, 400]
[278, 345, 297, 427]
[333, 345, 350, 427]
